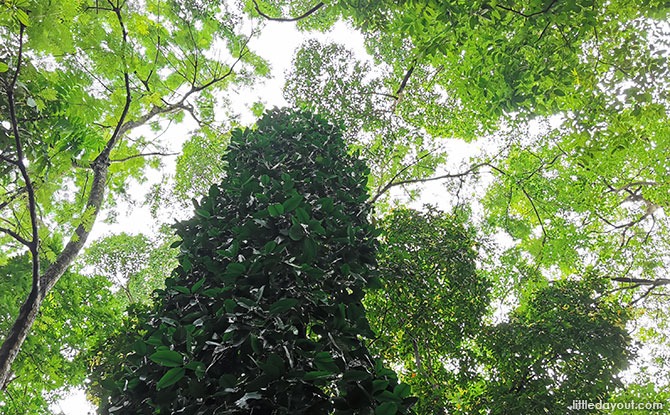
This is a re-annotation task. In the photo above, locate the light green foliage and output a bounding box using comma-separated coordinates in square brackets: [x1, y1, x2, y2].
[80, 231, 177, 305]
[284, 41, 447, 203]
[172, 129, 230, 207]
[0, 0, 268, 410]
[607, 382, 670, 414]
[0, 254, 123, 414]
[1, 0, 266, 241]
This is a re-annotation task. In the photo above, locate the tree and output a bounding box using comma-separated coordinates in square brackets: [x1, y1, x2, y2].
[265, 0, 670, 383]
[467, 277, 631, 414]
[0, 0, 267, 391]
[366, 207, 490, 414]
[94, 109, 415, 414]
[0, 250, 124, 414]
[80, 230, 177, 305]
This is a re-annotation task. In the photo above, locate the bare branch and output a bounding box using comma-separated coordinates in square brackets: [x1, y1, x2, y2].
[611, 277, 670, 286]
[251, 0, 325, 22]
[371, 161, 487, 204]
[110, 151, 179, 163]
[630, 285, 657, 306]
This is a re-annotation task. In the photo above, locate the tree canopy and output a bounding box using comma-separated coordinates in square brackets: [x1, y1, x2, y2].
[1, 0, 669, 413]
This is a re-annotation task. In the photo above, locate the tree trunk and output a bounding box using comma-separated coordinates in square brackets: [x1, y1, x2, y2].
[0, 161, 109, 390]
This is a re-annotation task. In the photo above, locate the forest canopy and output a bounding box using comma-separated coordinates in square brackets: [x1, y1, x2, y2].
[1, 0, 669, 413]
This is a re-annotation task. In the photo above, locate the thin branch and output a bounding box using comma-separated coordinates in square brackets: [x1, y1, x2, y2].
[520, 186, 547, 239]
[7, 24, 40, 290]
[0, 154, 18, 165]
[611, 277, 670, 286]
[630, 286, 657, 306]
[371, 151, 435, 203]
[110, 151, 179, 163]
[0, 226, 31, 247]
[371, 161, 487, 204]
[251, 0, 325, 22]
[497, 0, 558, 19]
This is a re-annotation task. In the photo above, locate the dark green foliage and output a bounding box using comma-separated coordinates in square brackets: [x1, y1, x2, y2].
[471, 278, 632, 414]
[97, 109, 414, 414]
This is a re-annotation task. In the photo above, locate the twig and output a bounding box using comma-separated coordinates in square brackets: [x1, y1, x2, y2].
[110, 151, 179, 163]
[497, 0, 558, 19]
[251, 0, 325, 22]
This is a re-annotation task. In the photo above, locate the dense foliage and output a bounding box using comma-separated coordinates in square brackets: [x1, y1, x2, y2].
[0, 0, 668, 413]
[0, 0, 266, 408]
[95, 109, 414, 414]
[367, 207, 489, 413]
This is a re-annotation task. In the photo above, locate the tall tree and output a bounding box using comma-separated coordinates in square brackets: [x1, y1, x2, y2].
[0, 250, 124, 413]
[253, 0, 670, 406]
[367, 207, 490, 413]
[270, 0, 670, 344]
[95, 109, 415, 414]
[0, 0, 267, 391]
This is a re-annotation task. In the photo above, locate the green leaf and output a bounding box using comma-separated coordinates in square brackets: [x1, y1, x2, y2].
[303, 371, 333, 381]
[375, 402, 398, 415]
[303, 238, 317, 261]
[219, 374, 237, 389]
[282, 194, 303, 212]
[289, 224, 303, 241]
[0, 62, 8, 73]
[156, 367, 185, 390]
[191, 277, 206, 293]
[393, 383, 411, 399]
[15, 9, 30, 26]
[372, 380, 389, 393]
[268, 298, 299, 314]
[149, 350, 184, 367]
[195, 208, 211, 218]
[263, 240, 278, 254]
[224, 263, 246, 278]
[268, 203, 285, 217]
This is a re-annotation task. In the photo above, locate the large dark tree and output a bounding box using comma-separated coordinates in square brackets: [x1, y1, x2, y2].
[95, 109, 414, 414]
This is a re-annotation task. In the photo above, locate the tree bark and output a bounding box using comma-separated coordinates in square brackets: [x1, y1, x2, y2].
[0, 145, 111, 390]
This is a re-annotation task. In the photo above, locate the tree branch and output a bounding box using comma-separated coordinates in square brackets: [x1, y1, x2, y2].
[110, 151, 179, 163]
[395, 64, 415, 97]
[0, 226, 31, 247]
[0, 24, 42, 392]
[611, 277, 670, 287]
[497, 0, 558, 19]
[371, 161, 486, 204]
[251, 0, 325, 22]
